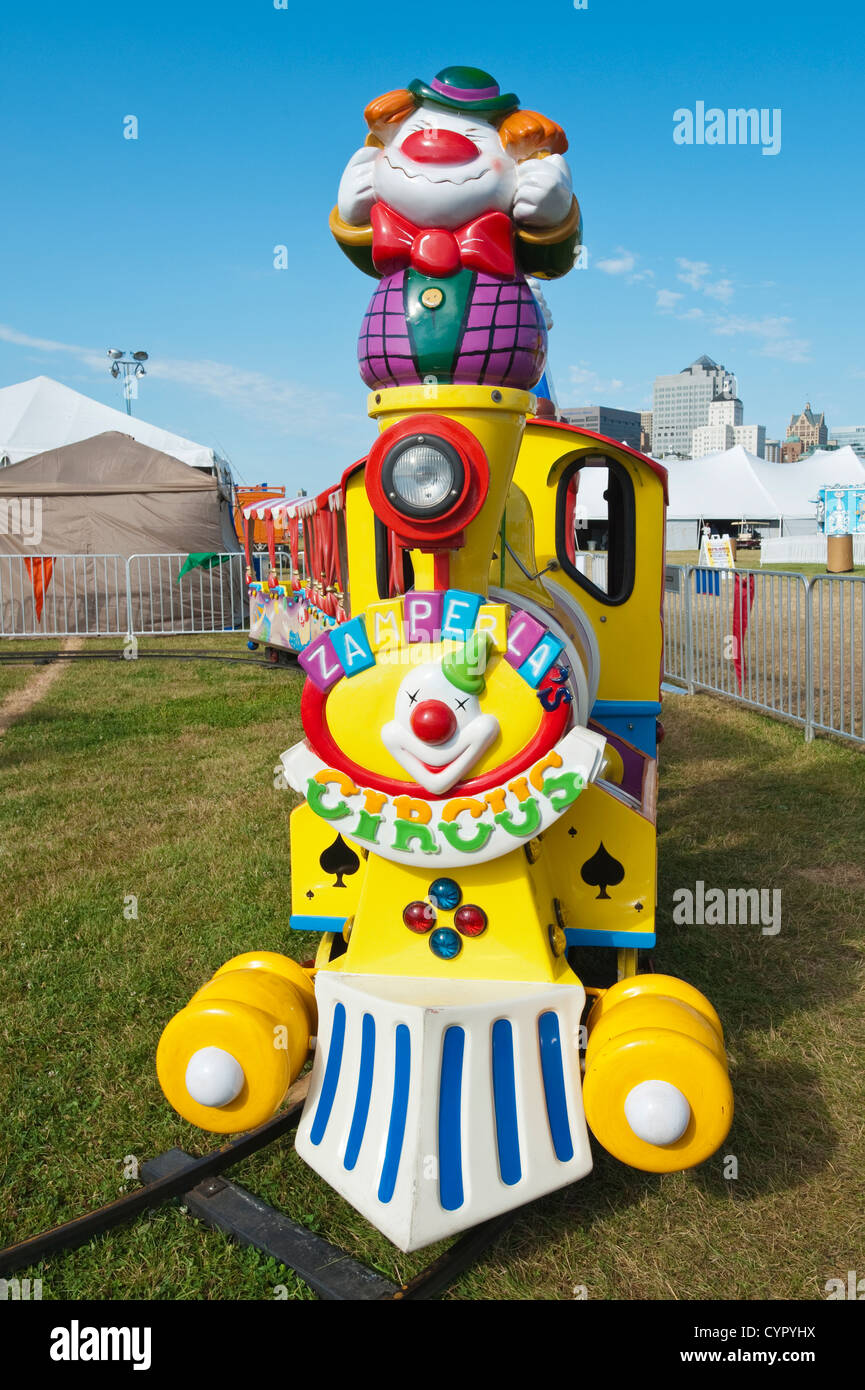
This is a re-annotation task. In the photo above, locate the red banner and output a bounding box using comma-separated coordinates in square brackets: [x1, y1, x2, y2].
[733, 573, 755, 692]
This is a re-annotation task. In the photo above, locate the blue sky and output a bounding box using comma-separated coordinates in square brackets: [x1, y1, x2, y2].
[1, 0, 862, 489]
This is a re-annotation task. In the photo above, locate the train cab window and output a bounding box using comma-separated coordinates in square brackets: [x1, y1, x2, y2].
[555, 455, 635, 605]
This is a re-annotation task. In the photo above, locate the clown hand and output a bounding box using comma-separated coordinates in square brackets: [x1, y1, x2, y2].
[337, 146, 379, 226]
[513, 154, 573, 229]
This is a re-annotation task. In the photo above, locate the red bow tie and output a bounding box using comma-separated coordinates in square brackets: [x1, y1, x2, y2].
[371, 202, 515, 279]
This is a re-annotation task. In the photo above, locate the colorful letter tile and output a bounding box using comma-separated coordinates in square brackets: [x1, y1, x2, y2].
[505, 610, 546, 668]
[476, 602, 509, 652]
[441, 589, 483, 642]
[366, 597, 404, 652]
[405, 590, 444, 643]
[299, 631, 344, 691]
[517, 632, 565, 687]
[330, 615, 375, 676]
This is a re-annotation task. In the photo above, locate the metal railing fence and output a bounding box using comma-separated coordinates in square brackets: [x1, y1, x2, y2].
[2, 552, 862, 747]
[127, 553, 247, 635]
[0, 552, 247, 638]
[0, 554, 129, 637]
[663, 565, 864, 746]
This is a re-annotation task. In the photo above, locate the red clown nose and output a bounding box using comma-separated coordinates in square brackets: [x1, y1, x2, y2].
[410, 700, 458, 744]
[401, 129, 480, 164]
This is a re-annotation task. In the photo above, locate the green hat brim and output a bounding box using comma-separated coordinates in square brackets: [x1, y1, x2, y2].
[408, 78, 519, 119]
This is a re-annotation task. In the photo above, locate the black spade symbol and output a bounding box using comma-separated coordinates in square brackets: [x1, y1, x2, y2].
[580, 841, 625, 900]
[319, 833, 360, 888]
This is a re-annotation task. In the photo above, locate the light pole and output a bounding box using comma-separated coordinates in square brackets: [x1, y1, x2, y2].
[107, 349, 149, 415]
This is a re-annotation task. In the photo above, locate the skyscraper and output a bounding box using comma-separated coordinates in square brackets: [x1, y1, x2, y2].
[652, 355, 737, 458]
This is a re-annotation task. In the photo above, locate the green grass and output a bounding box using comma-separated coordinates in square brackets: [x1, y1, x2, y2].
[1, 638, 863, 1300]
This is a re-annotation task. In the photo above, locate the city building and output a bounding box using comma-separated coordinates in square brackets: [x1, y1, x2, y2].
[781, 436, 803, 463]
[690, 395, 766, 459]
[733, 424, 767, 456]
[652, 355, 737, 458]
[764, 439, 781, 463]
[559, 405, 642, 451]
[831, 426, 865, 460]
[786, 403, 828, 452]
[640, 410, 653, 454]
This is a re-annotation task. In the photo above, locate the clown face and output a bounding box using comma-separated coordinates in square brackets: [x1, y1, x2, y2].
[381, 658, 499, 795]
[372, 104, 518, 230]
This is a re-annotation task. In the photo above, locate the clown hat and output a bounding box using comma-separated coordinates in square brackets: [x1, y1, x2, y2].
[443, 630, 492, 695]
[408, 66, 519, 119]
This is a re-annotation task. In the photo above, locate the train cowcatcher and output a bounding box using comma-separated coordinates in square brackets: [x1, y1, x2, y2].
[157, 64, 733, 1254]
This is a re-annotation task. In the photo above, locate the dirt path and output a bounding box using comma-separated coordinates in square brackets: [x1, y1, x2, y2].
[0, 637, 83, 735]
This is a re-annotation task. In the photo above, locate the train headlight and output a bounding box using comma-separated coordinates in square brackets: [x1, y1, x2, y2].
[365, 414, 489, 550]
[385, 436, 463, 517]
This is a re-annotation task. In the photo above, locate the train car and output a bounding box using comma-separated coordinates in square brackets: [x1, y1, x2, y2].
[156, 63, 732, 1254]
[242, 487, 348, 661]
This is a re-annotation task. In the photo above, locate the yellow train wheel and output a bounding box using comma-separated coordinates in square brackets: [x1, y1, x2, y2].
[156, 998, 293, 1134]
[582, 1027, 734, 1173]
[192, 969, 311, 1079]
[213, 951, 316, 1028]
[586, 973, 725, 1045]
[586, 994, 728, 1070]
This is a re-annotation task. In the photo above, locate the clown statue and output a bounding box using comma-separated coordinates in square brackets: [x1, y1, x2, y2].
[331, 65, 582, 390]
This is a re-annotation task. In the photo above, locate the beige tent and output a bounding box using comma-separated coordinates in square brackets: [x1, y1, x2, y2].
[0, 431, 244, 635]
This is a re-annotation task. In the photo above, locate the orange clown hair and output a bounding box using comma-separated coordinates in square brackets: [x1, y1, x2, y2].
[363, 90, 568, 160]
[498, 109, 568, 159]
[364, 89, 418, 141]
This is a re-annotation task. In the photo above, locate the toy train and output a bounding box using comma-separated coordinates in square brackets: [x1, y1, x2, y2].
[156, 64, 732, 1253]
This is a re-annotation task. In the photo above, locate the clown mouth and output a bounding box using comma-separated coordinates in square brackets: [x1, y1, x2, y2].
[420, 754, 456, 774]
[384, 152, 493, 187]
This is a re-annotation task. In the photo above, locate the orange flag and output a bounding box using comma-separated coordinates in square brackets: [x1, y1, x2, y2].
[24, 557, 54, 622]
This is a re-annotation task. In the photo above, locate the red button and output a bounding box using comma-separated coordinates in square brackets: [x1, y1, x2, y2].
[403, 901, 436, 933]
[410, 699, 457, 745]
[454, 904, 487, 937]
[401, 128, 479, 165]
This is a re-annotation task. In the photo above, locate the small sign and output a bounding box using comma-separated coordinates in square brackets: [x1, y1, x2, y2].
[665, 565, 681, 594]
[699, 535, 736, 568]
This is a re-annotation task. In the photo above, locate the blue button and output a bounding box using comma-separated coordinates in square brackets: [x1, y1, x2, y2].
[429, 877, 461, 911]
[430, 928, 462, 960]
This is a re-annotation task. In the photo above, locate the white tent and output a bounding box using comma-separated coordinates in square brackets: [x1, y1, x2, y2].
[569, 441, 865, 553]
[749, 446, 865, 521]
[655, 444, 865, 549]
[0, 376, 219, 472]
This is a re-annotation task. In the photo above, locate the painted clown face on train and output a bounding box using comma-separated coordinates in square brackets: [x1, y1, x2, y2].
[381, 649, 499, 795]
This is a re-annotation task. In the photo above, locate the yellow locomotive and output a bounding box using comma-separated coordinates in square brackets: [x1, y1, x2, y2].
[157, 64, 732, 1253]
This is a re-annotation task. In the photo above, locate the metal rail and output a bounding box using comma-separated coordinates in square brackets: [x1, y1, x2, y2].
[0, 1091, 310, 1280]
[0, 1069, 512, 1299]
[0, 648, 292, 669]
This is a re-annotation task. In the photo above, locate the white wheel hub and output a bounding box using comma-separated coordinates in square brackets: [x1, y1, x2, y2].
[624, 1079, 691, 1146]
[185, 1047, 245, 1108]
